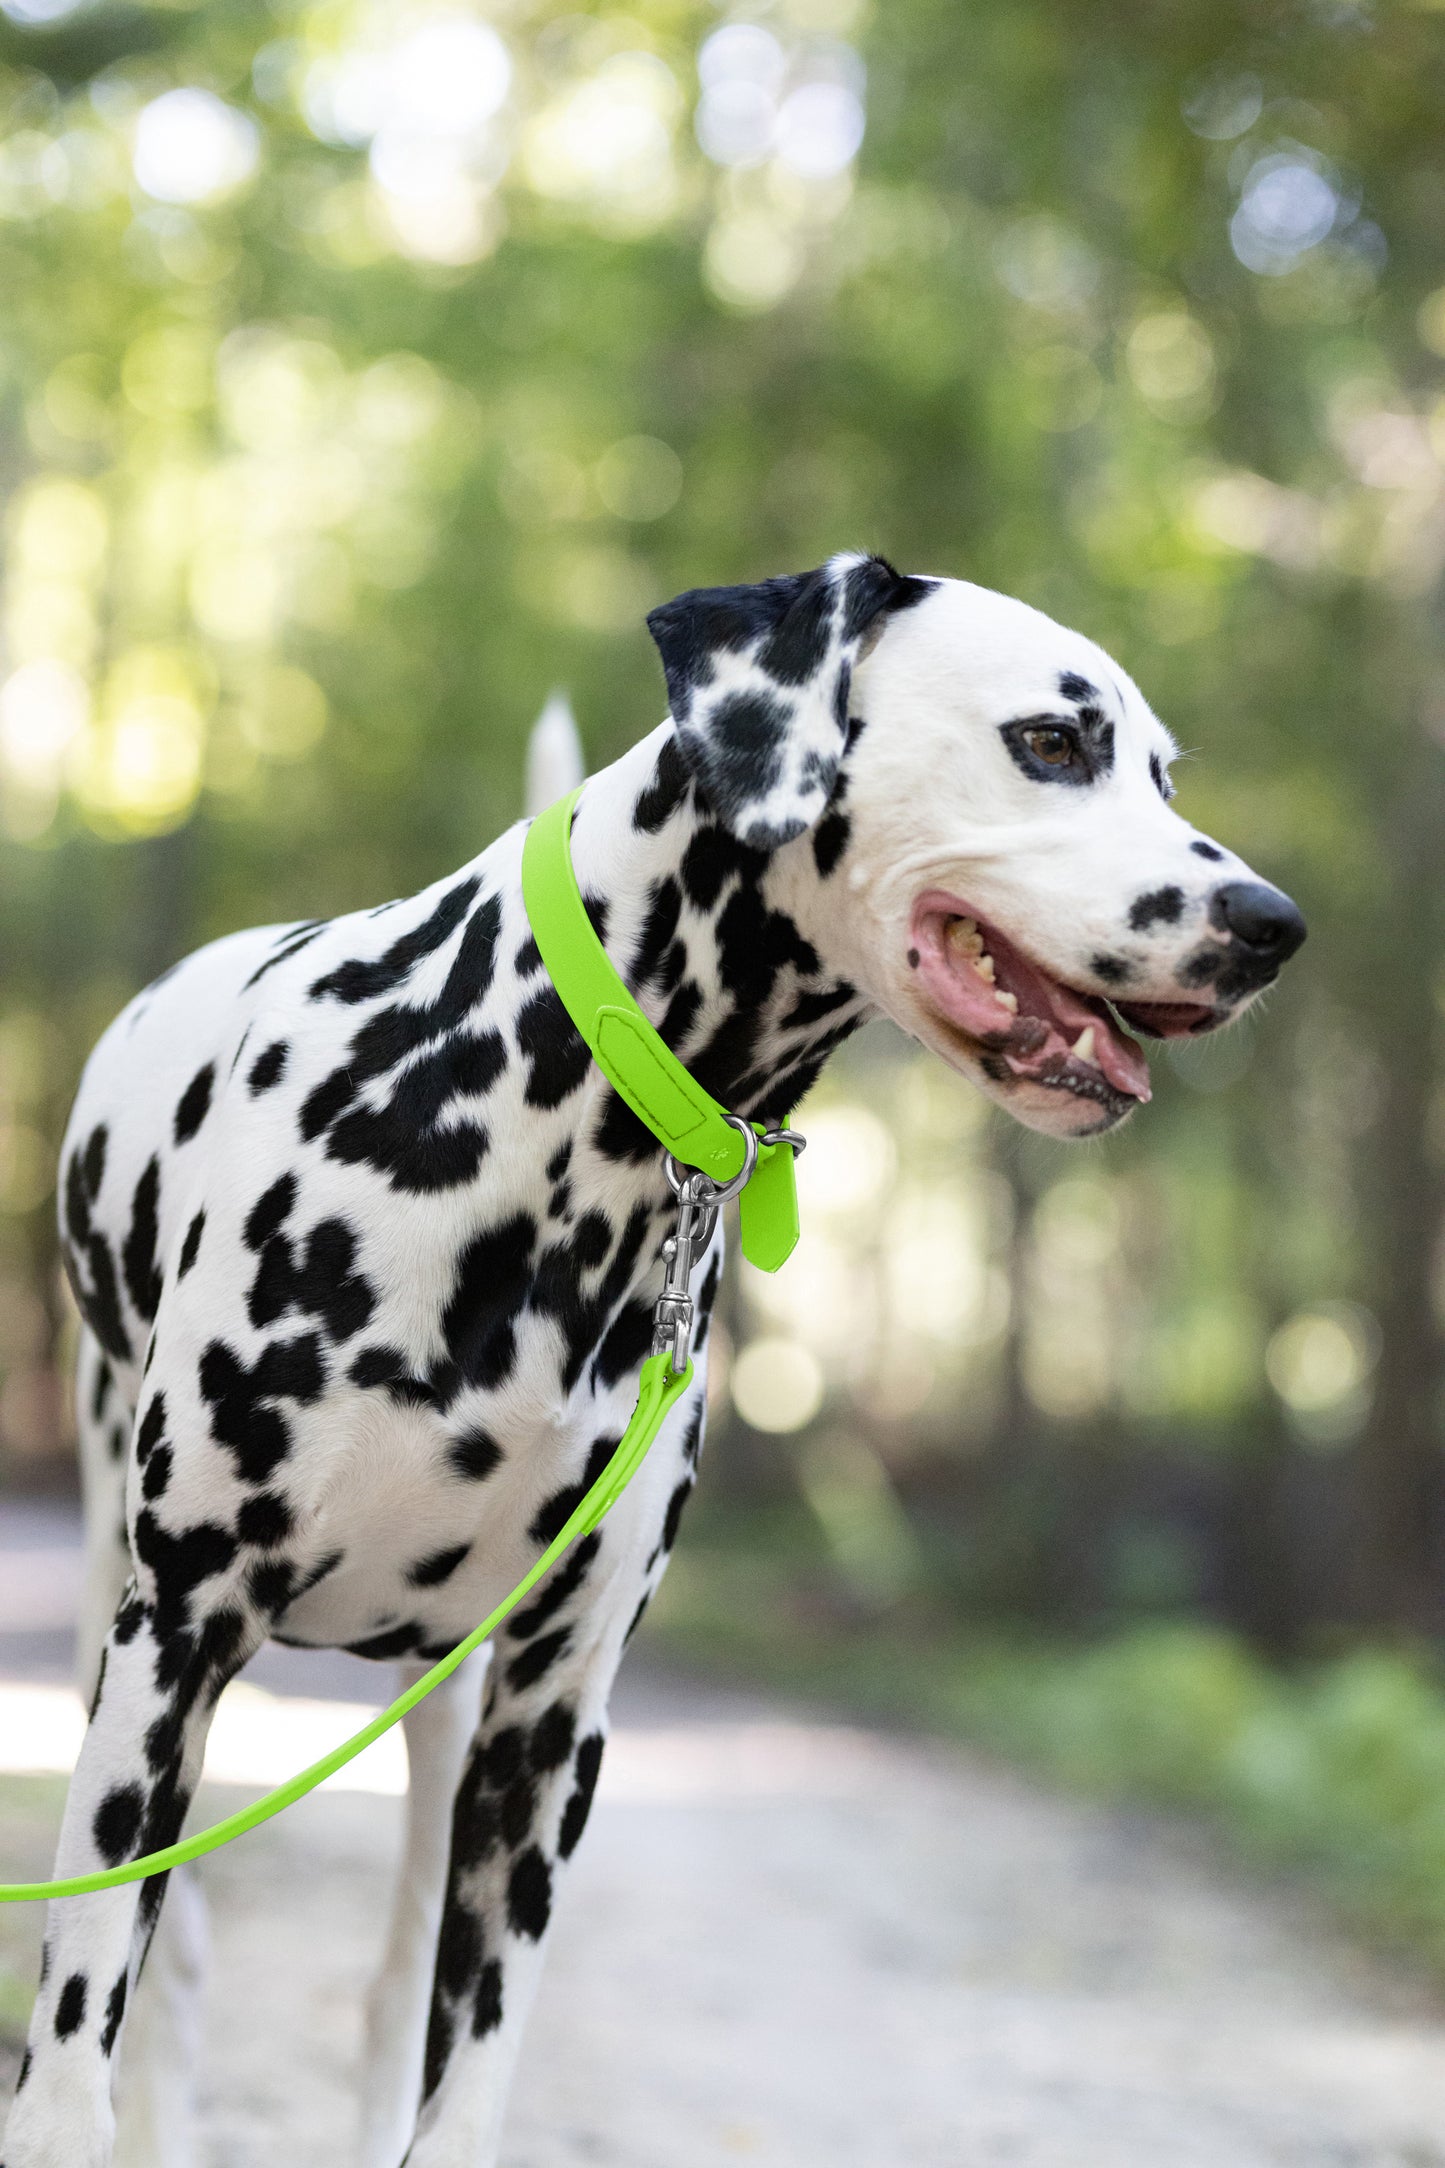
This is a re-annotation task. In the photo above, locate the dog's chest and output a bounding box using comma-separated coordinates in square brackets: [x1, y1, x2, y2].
[265, 1350, 658, 1656]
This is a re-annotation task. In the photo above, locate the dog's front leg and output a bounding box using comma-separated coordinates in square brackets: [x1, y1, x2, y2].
[71, 1343, 208, 2168]
[400, 1615, 622, 2168]
[2, 1590, 261, 2168]
[360, 1654, 489, 2168]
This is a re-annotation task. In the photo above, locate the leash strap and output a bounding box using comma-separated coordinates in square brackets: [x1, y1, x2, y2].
[0, 1354, 694, 1902]
[1, 783, 803, 1903]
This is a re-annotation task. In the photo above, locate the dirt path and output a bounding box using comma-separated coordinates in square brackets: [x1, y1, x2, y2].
[5, 1662, 1445, 2167]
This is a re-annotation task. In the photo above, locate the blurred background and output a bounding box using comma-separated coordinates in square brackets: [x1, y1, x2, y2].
[3, 0, 1445, 2072]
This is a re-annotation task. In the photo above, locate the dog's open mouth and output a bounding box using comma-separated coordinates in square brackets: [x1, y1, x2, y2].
[909, 892, 1218, 1110]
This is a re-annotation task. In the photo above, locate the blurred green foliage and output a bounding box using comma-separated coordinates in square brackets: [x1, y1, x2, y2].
[0, 0, 1441, 1637]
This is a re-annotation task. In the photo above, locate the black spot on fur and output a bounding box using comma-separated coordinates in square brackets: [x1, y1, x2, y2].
[546, 1141, 572, 1185]
[500, 1772, 538, 1847]
[242, 922, 326, 990]
[237, 1490, 293, 1547]
[436, 1905, 481, 2001]
[783, 982, 854, 1030]
[812, 809, 851, 877]
[533, 1198, 654, 1395]
[178, 1210, 205, 1279]
[1149, 752, 1170, 800]
[530, 1704, 577, 1773]
[198, 1333, 325, 1483]
[506, 1535, 599, 1643]
[422, 2001, 454, 2102]
[439, 1212, 537, 1398]
[245, 1175, 296, 1252]
[630, 878, 683, 990]
[559, 1733, 605, 1857]
[248, 1559, 295, 1611]
[122, 1158, 162, 1322]
[1090, 954, 1131, 985]
[346, 1622, 424, 1661]
[298, 1069, 355, 1140]
[309, 875, 481, 1004]
[529, 1437, 616, 1551]
[349, 1344, 442, 1408]
[581, 890, 610, 947]
[248, 1210, 375, 1344]
[173, 1063, 214, 1144]
[680, 823, 762, 912]
[93, 1783, 144, 1866]
[99, 1971, 127, 2057]
[514, 933, 542, 977]
[657, 977, 703, 1053]
[506, 1627, 572, 1692]
[516, 986, 590, 1110]
[451, 1759, 500, 1871]
[300, 895, 505, 1192]
[660, 1477, 694, 1556]
[692, 1263, 721, 1361]
[63, 1127, 131, 1363]
[54, 1973, 88, 2039]
[1129, 886, 1185, 932]
[634, 737, 691, 831]
[82, 1123, 107, 1195]
[572, 1211, 611, 1269]
[324, 1031, 504, 1194]
[1059, 671, 1098, 704]
[591, 1296, 655, 1391]
[141, 1444, 172, 1501]
[408, 1543, 470, 1588]
[1191, 839, 1224, 862]
[507, 1846, 552, 1939]
[472, 1958, 504, 2037]
[135, 1393, 166, 1465]
[248, 1040, 289, 1094]
[447, 1426, 505, 1481]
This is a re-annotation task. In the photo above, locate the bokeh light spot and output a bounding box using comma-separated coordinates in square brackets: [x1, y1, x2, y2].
[731, 1337, 825, 1432]
[133, 90, 260, 207]
[595, 436, 683, 522]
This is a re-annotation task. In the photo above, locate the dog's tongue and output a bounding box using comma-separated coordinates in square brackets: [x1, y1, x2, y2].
[910, 900, 1151, 1102]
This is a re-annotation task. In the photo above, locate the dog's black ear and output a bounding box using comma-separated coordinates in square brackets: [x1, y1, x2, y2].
[646, 552, 936, 848]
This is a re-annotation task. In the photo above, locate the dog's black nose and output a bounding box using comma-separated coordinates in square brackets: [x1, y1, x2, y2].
[1211, 881, 1307, 962]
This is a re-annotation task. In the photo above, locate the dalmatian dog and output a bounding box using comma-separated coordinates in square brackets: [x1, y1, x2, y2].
[3, 553, 1304, 2168]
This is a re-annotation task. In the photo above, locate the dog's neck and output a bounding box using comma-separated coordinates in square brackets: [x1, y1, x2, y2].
[561, 723, 871, 1141]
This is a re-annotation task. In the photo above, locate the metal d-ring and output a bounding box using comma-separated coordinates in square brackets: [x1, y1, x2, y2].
[759, 1126, 806, 1157]
[664, 1110, 759, 1207]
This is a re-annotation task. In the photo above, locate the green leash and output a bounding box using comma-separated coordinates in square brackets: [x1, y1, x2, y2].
[0, 785, 802, 1904]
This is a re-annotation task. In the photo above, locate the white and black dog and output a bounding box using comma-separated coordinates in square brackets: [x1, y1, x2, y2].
[3, 554, 1304, 2167]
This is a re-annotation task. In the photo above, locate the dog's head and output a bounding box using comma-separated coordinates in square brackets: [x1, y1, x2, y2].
[648, 552, 1305, 1139]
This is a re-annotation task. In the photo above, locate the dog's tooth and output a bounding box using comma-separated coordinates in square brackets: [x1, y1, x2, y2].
[948, 918, 984, 957]
[976, 953, 996, 982]
[995, 990, 1018, 1014]
[1072, 1026, 1098, 1066]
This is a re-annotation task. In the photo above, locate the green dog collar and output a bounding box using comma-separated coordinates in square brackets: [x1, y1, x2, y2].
[522, 786, 801, 1274]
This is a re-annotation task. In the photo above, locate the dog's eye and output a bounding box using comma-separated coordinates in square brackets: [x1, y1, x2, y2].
[1023, 726, 1076, 767]
[1000, 716, 1094, 786]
